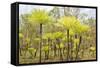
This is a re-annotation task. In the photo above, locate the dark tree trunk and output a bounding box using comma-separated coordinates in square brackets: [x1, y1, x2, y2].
[34, 49, 37, 58]
[70, 36, 73, 60]
[62, 47, 64, 55]
[56, 39, 63, 60]
[67, 29, 70, 61]
[44, 51, 46, 60]
[59, 48, 63, 60]
[47, 51, 49, 59]
[47, 38, 50, 59]
[40, 23, 42, 63]
[58, 44, 63, 60]
[54, 43, 57, 57]
[45, 51, 48, 60]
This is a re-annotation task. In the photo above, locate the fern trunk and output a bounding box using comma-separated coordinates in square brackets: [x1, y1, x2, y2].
[67, 29, 70, 61]
[40, 23, 42, 62]
[75, 36, 82, 60]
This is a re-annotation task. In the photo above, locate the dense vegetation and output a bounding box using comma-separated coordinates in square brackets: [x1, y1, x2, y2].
[19, 7, 96, 64]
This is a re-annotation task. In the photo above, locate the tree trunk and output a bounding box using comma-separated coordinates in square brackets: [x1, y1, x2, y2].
[75, 36, 82, 60]
[67, 29, 70, 61]
[47, 38, 50, 59]
[34, 49, 37, 58]
[70, 36, 73, 60]
[40, 23, 42, 63]
[19, 48, 22, 56]
[59, 47, 63, 60]
[54, 43, 57, 57]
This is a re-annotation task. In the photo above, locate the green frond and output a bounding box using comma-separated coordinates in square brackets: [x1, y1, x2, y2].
[28, 9, 53, 25]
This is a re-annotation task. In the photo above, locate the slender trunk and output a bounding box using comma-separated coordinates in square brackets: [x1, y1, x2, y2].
[47, 38, 50, 59]
[47, 51, 49, 59]
[82, 45, 84, 58]
[29, 50, 33, 59]
[19, 48, 22, 56]
[54, 44, 56, 57]
[70, 36, 73, 60]
[40, 24, 42, 63]
[59, 46, 63, 60]
[56, 39, 62, 60]
[67, 29, 70, 61]
[34, 49, 37, 58]
[63, 47, 65, 55]
[75, 36, 82, 60]
[44, 51, 46, 59]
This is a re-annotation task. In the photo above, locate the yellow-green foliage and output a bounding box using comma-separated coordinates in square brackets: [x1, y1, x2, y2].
[73, 38, 79, 49]
[86, 36, 91, 40]
[42, 45, 49, 51]
[74, 23, 90, 34]
[28, 48, 36, 53]
[19, 33, 24, 38]
[55, 43, 64, 49]
[90, 47, 96, 51]
[28, 9, 53, 24]
[19, 7, 96, 63]
[34, 38, 40, 41]
[74, 38, 79, 44]
[62, 37, 67, 42]
[56, 44, 59, 49]
[53, 31, 64, 38]
[42, 33, 52, 39]
[19, 33, 24, 46]
[59, 43, 64, 48]
[69, 29, 75, 36]
[25, 38, 30, 43]
[58, 16, 90, 35]
[43, 32, 65, 40]
[58, 16, 78, 29]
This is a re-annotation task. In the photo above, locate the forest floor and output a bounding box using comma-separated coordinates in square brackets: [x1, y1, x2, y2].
[19, 50, 96, 64]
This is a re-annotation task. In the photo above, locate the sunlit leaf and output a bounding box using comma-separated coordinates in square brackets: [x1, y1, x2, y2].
[60, 43, 64, 48]
[42, 45, 49, 51]
[90, 47, 95, 51]
[19, 33, 24, 38]
[28, 48, 36, 52]
[25, 38, 30, 43]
